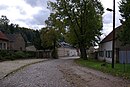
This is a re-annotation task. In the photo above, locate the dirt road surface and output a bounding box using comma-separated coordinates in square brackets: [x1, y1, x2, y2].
[0, 58, 130, 87]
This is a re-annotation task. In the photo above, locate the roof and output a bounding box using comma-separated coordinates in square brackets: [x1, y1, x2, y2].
[58, 42, 74, 48]
[0, 31, 8, 41]
[100, 25, 122, 43]
[26, 45, 36, 51]
[6, 34, 21, 42]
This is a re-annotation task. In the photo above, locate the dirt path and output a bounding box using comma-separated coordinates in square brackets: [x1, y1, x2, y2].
[59, 61, 130, 87]
[0, 58, 130, 87]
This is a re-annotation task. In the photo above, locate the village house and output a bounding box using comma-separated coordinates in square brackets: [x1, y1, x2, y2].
[58, 42, 78, 57]
[98, 25, 130, 63]
[0, 31, 8, 50]
[87, 46, 98, 59]
[6, 34, 26, 51]
[26, 45, 36, 51]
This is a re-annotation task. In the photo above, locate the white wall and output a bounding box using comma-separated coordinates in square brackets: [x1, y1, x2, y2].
[69, 49, 78, 56]
[99, 41, 112, 51]
[58, 47, 78, 57]
[98, 41, 112, 63]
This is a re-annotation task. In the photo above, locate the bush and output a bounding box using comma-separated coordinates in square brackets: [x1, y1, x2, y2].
[0, 50, 37, 61]
[13, 51, 26, 58]
[0, 51, 17, 60]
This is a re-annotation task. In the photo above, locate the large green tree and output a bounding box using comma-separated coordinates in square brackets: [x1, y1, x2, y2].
[41, 12, 65, 58]
[118, 0, 130, 45]
[47, 0, 104, 59]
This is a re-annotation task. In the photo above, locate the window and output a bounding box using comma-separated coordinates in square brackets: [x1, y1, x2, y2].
[106, 50, 112, 58]
[20, 47, 22, 51]
[99, 51, 104, 57]
[0, 43, 2, 49]
[3, 43, 6, 49]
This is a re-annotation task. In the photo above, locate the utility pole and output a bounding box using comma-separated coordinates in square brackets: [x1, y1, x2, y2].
[112, 0, 115, 68]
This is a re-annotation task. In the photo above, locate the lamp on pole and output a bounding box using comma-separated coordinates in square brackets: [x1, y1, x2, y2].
[107, 0, 115, 68]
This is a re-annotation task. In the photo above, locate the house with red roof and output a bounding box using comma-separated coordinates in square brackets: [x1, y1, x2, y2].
[0, 31, 8, 50]
[98, 25, 130, 63]
[0, 31, 25, 51]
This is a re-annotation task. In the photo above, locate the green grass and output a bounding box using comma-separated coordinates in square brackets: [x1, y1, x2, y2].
[75, 58, 130, 79]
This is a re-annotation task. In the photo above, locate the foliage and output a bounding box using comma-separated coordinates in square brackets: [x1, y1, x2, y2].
[41, 28, 58, 49]
[0, 15, 42, 50]
[41, 27, 59, 58]
[13, 51, 26, 58]
[118, 0, 130, 45]
[41, 12, 64, 58]
[0, 15, 10, 33]
[33, 30, 42, 50]
[47, 0, 104, 59]
[0, 50, 36, 61]
[0, 50, 16, 60]
[75, 58, 130, 79]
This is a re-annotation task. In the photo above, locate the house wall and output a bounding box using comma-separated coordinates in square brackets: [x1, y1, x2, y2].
[98, 41, 112, 63]
[9, 34, 25, 51]
[69, 49, 78, 56]
[58, 47, 66, 57]
[115, 39, 130, 63]
[58, 47, 78, 57]
[99, 25, 130, 63]
[0, 40, 8, 50]
[26, 45, 36, 51]
[14, 34, 25, 51]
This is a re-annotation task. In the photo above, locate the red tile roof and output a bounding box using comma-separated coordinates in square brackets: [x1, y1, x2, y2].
[0, 31, 8, 41]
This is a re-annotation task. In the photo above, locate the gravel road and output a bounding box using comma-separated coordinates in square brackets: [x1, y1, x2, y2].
[0, 58, 130, 87]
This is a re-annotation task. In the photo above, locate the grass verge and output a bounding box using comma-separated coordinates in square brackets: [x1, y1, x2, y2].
[75, 58, 130, 79]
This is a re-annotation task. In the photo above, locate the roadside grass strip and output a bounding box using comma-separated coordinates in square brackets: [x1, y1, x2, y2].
[75, 58, 130, 79]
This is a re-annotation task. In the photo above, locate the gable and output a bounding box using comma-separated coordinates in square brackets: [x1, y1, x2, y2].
[100, 25, 122, 44]
[0, 31, 8, 41]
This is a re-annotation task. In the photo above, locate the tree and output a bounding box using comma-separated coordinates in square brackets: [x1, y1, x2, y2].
[118, 0, 130, 45]
[33, 30, 42, 50]
[0, 15, 10, 25]
[41, 28, 59, 58]
[41, 12, 65, 59]
[0, 15, 10, 33]
[47, 0, 104, 59]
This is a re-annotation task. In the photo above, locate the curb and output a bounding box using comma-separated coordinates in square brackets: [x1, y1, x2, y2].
[0, 59, 48, 80]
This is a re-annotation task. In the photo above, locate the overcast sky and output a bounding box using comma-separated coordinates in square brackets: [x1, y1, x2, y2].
[0, 0, 121, 37]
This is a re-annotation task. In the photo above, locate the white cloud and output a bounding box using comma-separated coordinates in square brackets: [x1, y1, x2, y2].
[100, 0, 122, 40]
[0, 0, 50, 29]
[0, 0, 122, 32]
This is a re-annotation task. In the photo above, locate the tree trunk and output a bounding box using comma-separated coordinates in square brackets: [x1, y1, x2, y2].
[79, 42, 87, 60]
[51, 40, 58, 59]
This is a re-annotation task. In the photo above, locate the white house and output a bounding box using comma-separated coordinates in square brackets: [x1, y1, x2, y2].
[98, 40, 113, 63]
[98, 25, 130, 63]
[58, 42, 78, 57]
[26, 45, 36, 51]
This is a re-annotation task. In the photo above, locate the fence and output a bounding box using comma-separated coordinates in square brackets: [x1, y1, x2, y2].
[119, 51, 130, 64]
[0, 50, 51, 61]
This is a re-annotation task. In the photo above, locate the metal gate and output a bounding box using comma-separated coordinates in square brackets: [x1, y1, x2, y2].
[119, 51, 130, 64]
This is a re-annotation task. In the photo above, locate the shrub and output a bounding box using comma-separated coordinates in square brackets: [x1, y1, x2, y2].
[0, 50, 36, 61]
[14, 51, 26, 58]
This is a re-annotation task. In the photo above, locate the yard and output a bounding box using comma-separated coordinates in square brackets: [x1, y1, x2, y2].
[75, 58, 130, 79]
